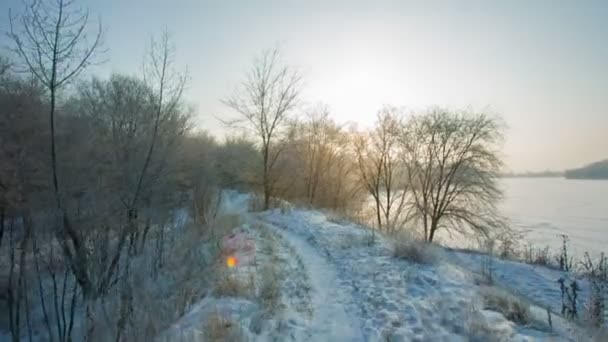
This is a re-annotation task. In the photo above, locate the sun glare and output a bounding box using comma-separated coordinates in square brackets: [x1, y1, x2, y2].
[226, 256, 238, 268]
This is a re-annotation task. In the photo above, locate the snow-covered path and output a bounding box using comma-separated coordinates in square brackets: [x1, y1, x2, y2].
[266, 221, 364, 341]
[161, 196, 585, 341]
[260, 209, 576, 341]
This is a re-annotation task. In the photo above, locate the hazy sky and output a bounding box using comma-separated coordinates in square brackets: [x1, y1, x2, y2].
[1, 0, 607, 172]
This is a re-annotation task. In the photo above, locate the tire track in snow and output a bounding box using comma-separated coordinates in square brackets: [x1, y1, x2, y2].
[262, 219, 364, 341]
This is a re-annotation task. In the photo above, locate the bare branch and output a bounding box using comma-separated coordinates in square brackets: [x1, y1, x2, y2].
[223, 47, 302, 209]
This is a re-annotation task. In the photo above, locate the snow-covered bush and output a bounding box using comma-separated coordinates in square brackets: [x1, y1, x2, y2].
[466, 308, 501, 342]
[481, 286, 531, 325]
[481, 239, 496, 285]
[580, 252, 607, 327]
[92, 210, 249, 341]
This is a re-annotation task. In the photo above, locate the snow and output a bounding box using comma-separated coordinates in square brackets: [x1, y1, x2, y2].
[159, 192, 593, 341]
[218, 190, 251, 215]
[449, 249, 591, 317]
[261, 209, 566, 341]
[499, 178, 608, 261]
[267, 221, 364, 341]
[157, 297, 260, 341]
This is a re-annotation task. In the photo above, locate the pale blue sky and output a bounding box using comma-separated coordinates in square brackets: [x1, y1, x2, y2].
[2, 0, 607, 172]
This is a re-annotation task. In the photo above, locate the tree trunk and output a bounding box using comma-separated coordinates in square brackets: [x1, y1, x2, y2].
[50, 87, 60, 207]
[138, 217, 151, 253]
[0, 206, 5, 249]
[127, 208, 138, 256]
[263, 144, 270, 210]
[428, 219, 438, 242]
[32, 233, 54, 342]
[375, 199, 382, 231]
[422, 214, 429, 242]
[84, 298, 96, 342]
[115, 266, 133, 342]
[8, 218, 19, 342]
[67, 279, 78, 342]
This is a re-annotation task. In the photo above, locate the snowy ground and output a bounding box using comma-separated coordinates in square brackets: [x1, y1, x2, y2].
[161, 193, 595, 341]
[265, 219, 364, 340]
[261, 209, 573, 341]
[6, 190, 598, 341]
[449, 249, 591, 317]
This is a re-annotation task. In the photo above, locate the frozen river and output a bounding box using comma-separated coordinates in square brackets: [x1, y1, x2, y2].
[500, 177, 608, 260]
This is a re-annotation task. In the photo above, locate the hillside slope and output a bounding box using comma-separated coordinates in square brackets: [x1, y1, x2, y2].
[161, 196, 601, 341]
[565, 159, 608, 179]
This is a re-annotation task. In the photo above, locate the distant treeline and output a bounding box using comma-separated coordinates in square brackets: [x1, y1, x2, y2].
[501, 170, 564, 178]
[565, 160, 608, 180]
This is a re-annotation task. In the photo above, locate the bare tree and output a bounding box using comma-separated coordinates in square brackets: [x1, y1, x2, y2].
[9, 0, 102, 207]
[279, 105, 362, 211]
[399, 108, 505, 242]
[223, 48, 302, 210]
[300, 105, 332, 206]
[8, 0, 102, 312]
[214, 136, 260, 190]
[354, 107, 408, 234]
[136, 31, 187, 213]
[71, 32, 187, 340]
[0, 56, 10, 77]
[176, 132, 221, 225]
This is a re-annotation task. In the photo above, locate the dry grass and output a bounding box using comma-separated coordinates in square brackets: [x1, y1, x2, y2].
[481, 286, 531, 325]
[393, 232, 438, 264]
[466, 317, 502, 342]
[203, 309, 245, 342]
[589, 326, 608, 342]
[103, 212, 246, 341]
[248, 194, 266, 212]
[522, 245, 555, 268]
[254, 222, 283, 312]
[325, 209, 370, 228]
[248, 194, 291, 212]
[325, 210, 350, 225]
[464, 304, 507, 342]
[258, 264, 281, 312]
[214, 270, 254, 298]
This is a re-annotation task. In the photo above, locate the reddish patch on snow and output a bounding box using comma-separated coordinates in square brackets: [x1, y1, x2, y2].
[222, 231, 255, 267]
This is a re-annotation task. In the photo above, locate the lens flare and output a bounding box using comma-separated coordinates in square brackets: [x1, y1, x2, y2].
[226, 256, 238, 268]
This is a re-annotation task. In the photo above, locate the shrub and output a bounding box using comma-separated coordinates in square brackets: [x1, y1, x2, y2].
[258, 264, 281, 312]
[580, 252, 607, 327]
[248, 194, 265, 212]
[203, 309, 245, 342]
[213, 270, 253, 298]
[466, 317, 498, 341]
[393, 232, 438, 264]
[494, 228, 523, 260]
[523, 244, 553, 267]
[465, 306, 502, 342]
[102, 214, 231, 341]
[555, 234, 574, 272]
[481, 239, 495, 285]
[326, 210, 351, 225]
[247, 194, 288, 212]
[481, 287, 531, 325]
